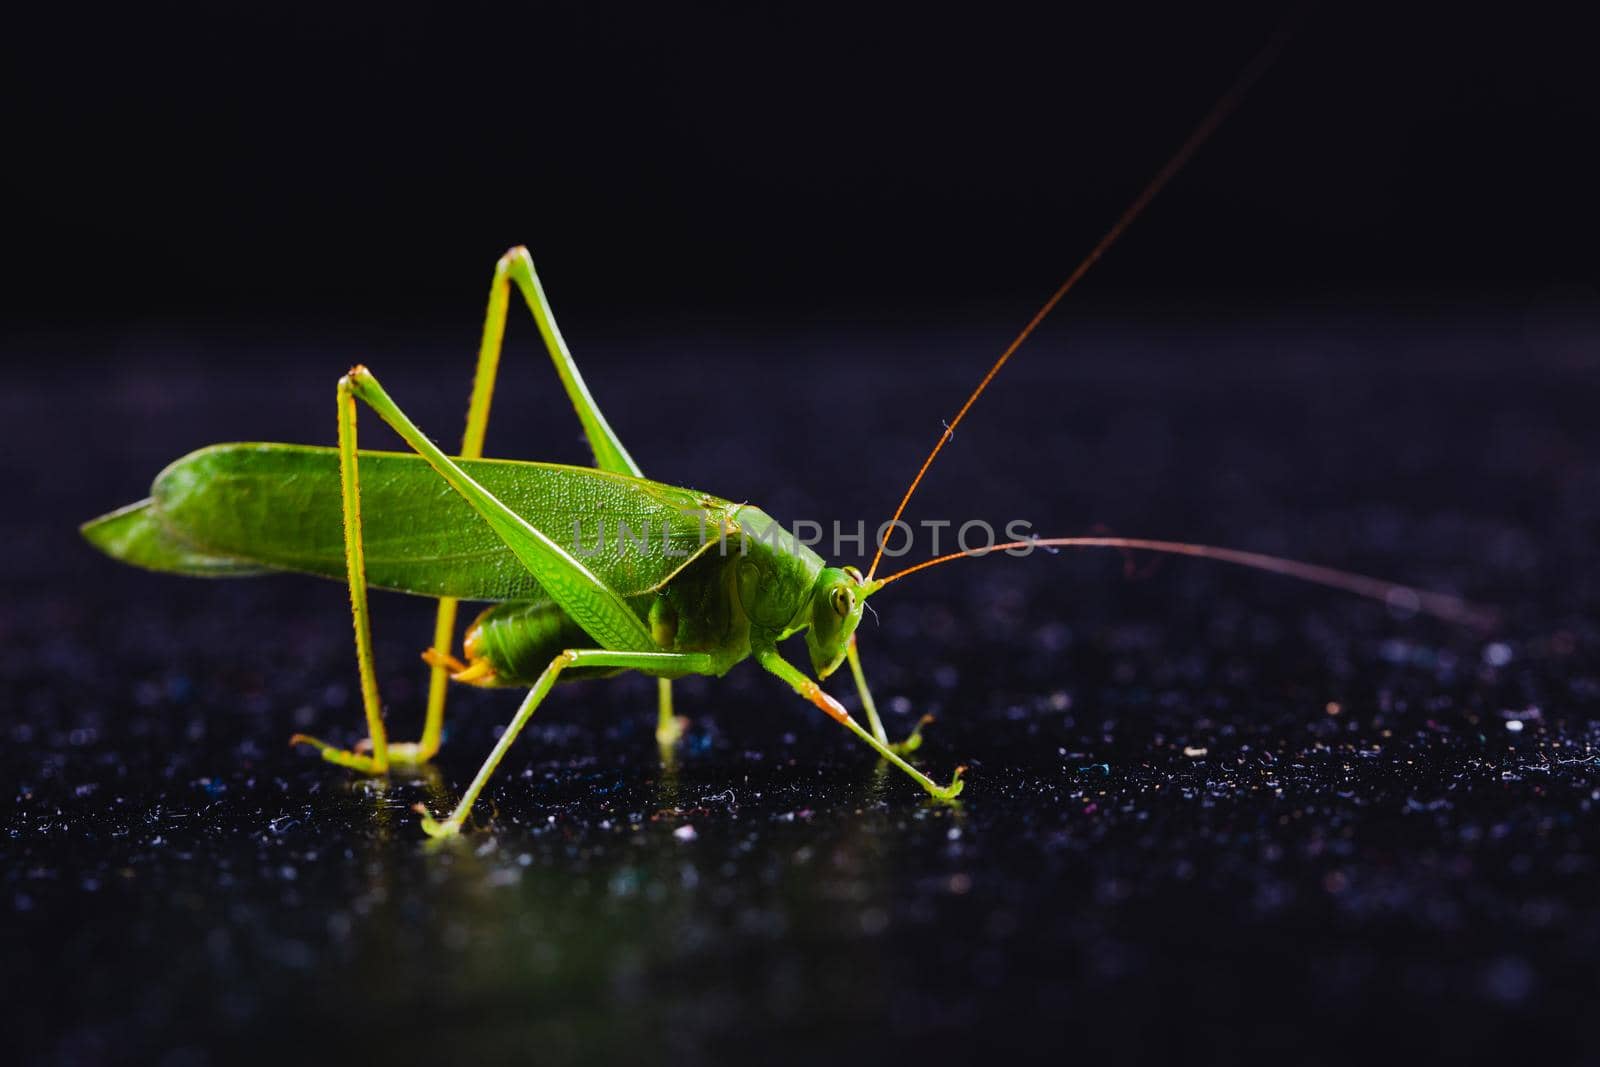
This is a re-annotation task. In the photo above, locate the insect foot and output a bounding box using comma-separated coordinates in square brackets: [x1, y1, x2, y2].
[926, 765, 966, 802]
[374, 742, 436, 769]
[889, 713, 936, 756]
[415, 804, 463, 839]
[655, 715, 690, 748]
[289, 733, 387, 775]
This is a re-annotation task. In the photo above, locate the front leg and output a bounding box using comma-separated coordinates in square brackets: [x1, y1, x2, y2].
[845, 635, 933, 755]
[755, 646, 963, 801]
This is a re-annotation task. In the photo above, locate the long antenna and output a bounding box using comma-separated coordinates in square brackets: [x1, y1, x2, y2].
[869, 537, 1495, 629]
[866, 28, 1293, 581]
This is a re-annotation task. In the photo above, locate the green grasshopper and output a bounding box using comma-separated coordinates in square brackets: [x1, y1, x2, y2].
[79, 47, 1482, 838]
[81, 247, 969, 838]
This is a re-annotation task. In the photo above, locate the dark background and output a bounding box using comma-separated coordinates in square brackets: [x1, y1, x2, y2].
[4, 3, 1597, 329]
[6, 4, 1600, 1066]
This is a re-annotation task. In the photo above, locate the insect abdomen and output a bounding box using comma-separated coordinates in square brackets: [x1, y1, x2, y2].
[462, 599, 619, 686]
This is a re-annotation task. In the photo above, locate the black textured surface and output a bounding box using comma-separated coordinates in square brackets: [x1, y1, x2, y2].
[5, 314, 1600, 1064]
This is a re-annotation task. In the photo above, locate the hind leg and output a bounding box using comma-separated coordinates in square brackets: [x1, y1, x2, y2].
[288, 372, 403, 773]
[293, 360, 666, 772]
[470, 248, 681, 752]
[420, 246, 655, 760]
[296, 247, 669, 770]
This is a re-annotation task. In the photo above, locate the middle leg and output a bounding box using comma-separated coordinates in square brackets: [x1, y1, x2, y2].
[420, 648, 714, 838]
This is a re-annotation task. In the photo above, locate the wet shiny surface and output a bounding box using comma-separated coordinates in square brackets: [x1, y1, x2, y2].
[6, 316, 1600, 1063]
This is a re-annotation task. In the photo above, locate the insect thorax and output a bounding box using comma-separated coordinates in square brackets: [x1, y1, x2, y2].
[457, 507, 823, 686]
[728, 507, 827, 635]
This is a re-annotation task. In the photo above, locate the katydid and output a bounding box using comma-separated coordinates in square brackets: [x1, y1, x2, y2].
[79, 43, 1485, 839]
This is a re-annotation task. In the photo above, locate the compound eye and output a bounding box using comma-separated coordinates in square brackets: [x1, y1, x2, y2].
[829, 586, 854, 618]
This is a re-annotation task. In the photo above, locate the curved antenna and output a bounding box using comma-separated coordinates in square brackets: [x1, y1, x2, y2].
[865, 29, 1292, 581]
[869, 537, 1495, 629]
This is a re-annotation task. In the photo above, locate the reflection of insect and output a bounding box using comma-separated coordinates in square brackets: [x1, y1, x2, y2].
[80, 39, 1483, 838]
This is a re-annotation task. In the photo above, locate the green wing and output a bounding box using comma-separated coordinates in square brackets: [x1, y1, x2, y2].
[81, 499, 276, 577]
[82, 443, 738, 601]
